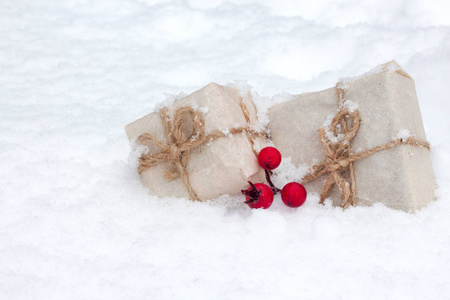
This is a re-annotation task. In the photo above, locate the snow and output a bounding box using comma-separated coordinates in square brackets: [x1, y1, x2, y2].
[1, 1, 450, 299]
[342, 99, 359, 112]
[156, 93, 187, 111]
[396, 129, 412, 140]
[338, 60, 402, 86]
[220, 127, 231, 136]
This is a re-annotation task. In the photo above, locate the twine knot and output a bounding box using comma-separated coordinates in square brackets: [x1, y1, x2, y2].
[168, 144, 182, 161]
[326, 158, 351, 172]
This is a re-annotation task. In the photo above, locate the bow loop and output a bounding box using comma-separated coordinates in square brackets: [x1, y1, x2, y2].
[172, 107, 207, 153]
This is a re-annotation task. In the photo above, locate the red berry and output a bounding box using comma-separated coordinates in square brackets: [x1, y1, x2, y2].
[258, 147, 282, 170]
[281, 182, 307, 208]
[241, 182, 274, 209]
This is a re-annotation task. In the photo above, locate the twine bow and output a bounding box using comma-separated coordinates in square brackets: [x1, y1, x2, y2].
[138, 107, 206, 200]
[137, 105, 265, 201]
[301, 87, 430, 209]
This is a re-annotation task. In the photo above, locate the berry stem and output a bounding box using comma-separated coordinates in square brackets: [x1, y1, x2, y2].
[241, 181, 261, 204]
[264, 167, 281, 194]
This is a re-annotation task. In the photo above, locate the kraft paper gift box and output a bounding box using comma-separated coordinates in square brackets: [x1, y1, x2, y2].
[268, 61, 435, 212]
[125, 83, 266, 201]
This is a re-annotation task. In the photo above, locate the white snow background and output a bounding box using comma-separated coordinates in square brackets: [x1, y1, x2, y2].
[1, 0, 450, 299]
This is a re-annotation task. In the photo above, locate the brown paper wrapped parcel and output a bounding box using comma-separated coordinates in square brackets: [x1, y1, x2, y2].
[125, 83, 265, 201]
[268, 61, 435, 212]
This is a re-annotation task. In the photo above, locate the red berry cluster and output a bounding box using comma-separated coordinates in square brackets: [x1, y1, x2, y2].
[241, 147, 307, 209]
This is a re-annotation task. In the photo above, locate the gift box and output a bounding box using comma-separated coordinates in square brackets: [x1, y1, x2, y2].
[125, 83, 266, 201]
[268, 61, 435, 212]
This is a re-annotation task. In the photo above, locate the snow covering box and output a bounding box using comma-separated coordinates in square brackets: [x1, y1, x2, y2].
[125, 83, 265, 201]
[269, 61, 436, 212]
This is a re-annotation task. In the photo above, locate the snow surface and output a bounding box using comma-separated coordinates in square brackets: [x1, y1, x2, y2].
[1, 1, 450, 299]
